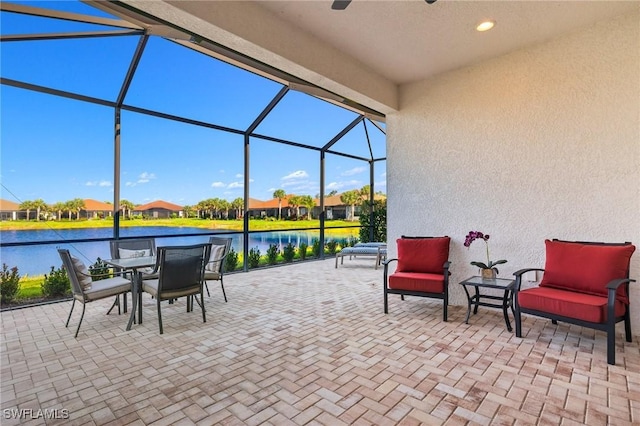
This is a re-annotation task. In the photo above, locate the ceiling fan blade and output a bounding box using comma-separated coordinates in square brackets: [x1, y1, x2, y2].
[331, 0, 351, 10]
[426, 0, 437, 3]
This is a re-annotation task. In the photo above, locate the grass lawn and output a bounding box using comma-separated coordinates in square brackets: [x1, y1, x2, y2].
[0, 217, 361, 233]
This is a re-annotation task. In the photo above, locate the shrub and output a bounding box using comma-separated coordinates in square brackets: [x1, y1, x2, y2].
[312, 238, 322, 257]
[0, 263, 21, 304]
[327, 240, 338, 255]
[266, 243, 279, 265]
[42, 266, 71, 297]
[248, 247, 261, 269]
[89, 258, 111, 281]
[299, 242, 308, 260]
[225, 247, 239, 272]
[359, 199, 387, 243]
[283, 243, 295, 263]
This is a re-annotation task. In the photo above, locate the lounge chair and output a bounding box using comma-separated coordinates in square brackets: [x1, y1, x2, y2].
[335, 243, 387, 269]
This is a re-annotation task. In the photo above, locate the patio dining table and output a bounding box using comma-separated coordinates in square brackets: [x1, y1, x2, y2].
[104, 256, 156, 331]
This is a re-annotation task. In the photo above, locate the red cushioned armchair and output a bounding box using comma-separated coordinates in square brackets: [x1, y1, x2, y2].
[514, 239, 636, 365]
[383, 236, 451, 321]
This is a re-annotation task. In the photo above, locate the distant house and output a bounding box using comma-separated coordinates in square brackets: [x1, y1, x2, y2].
[135, 200, 183, 219]
[247, 197, 293, 219]
[82, 199, 113, 219]
[0, 199, 20, 221]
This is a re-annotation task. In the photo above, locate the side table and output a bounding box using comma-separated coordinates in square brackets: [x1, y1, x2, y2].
[459, 276, 516, 331]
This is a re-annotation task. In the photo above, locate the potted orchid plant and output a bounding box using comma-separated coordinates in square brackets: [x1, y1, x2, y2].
[464, 231, 507, 279]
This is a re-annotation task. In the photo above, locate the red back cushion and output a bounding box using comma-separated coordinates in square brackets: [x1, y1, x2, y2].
[540, 240, 635, 303]
[396, 237, 450, 274]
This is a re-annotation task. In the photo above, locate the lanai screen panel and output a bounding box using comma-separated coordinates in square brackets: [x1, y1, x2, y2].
[124, 37, 285, 131]
[254, 90, 360, 148]
[0, 87, 115, 231]
[1, 4, 140, 101]
[120, 110, 244, 223]
[248, 137, 320, 227]
[329, 119, 386, 161]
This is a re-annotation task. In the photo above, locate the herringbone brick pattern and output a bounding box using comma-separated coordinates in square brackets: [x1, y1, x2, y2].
[1, 258, 639, 425]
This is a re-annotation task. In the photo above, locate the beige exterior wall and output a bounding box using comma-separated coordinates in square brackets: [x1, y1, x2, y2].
[387, 12, 640, 327]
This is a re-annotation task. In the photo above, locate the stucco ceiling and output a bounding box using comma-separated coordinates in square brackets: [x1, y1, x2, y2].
[254, 0, 638, 85]
[105, 0, 638, 115]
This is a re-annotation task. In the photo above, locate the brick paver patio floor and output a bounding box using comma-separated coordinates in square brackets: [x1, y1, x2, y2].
[1, 258, 639, 425]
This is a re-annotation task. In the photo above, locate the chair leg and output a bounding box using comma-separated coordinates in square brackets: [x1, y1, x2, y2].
[607, 319, 616, 365]
[157, 298, 163, 334]
[200, 290, 206, 323]
[106, 295, 120, 315]
[551, 319, 558, 325]
[65, 299, 76, 327]
[514, 308, 522, 338]
[220, 278, 228, 302]
[624, 310, 632, 342]
[204, 281, 210, 297]
[383, 288, 389, 314]
[74, 303, 86, 338]
[443, 296, 448, 322]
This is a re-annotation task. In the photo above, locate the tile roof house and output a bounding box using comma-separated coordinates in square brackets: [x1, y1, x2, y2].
[134, 200, 184, 219]
[81, 199, 113, 219]
[0, 198, 20, 221]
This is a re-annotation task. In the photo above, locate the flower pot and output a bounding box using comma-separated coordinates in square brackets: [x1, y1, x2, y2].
[481, 268, 497, 279]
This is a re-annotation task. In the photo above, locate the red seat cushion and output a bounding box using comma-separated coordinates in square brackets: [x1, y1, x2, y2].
[388, 272, 444, 293]
[539, 240, 635, 304]
[518, 287, 626, 323]
[396, 237, 450, 274]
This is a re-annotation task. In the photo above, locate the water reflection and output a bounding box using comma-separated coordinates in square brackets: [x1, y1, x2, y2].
[0, 227, 358, 276]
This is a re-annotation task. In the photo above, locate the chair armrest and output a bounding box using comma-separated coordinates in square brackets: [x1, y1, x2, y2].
[513, 268, 545, 291]
[605, 278, 635, 290]
[383, 258, 398, 277]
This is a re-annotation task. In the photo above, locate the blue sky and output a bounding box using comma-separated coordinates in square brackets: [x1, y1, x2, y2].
[0, 0, 386, 207]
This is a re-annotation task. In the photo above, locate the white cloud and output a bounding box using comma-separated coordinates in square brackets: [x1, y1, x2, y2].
[228, 181, 243, 188]
[341, 166, 365, 176]
[282, 170, 308, 180]
[211, 182, 225, 188]
[137, 172, 156, 184]
[235, 173, 243, 178]
[326, 180, 361, 191]
[86, 180, 112, 187]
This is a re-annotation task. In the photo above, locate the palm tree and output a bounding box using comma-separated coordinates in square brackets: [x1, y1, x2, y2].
[64, 200, 74, 220]
[120, 199, 135, 219]
[51, 202, 65, 221]
[32, 199, 48, 221]
[288, 195, 302, 219]
[196, 200, 208, 219]
[273, 189, 286, 220]
[219, 199, 230, 219]
[68, 198, 85, 220]
[19, 200, 35, 221]
[300, 195, 315, 220]
[182, 205, 194, 218]
[231, 197, 244, 219]
[340, 190, 360, 221]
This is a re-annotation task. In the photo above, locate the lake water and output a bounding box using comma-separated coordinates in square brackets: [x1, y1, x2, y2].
[0, 227, 338, 276]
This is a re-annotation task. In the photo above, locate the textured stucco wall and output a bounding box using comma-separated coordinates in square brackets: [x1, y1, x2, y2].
[387, 11, 640, 328]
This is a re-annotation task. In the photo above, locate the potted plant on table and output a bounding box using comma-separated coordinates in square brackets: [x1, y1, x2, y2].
[463, 231, 507, 279]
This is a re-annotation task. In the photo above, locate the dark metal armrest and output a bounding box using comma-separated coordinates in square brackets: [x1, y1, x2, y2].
[513, 268, 545, 291]
[605, 278, 635, 290]
[383, 258, 398, 277]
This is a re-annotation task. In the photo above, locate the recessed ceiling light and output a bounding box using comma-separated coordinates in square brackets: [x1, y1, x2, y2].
[476, 20, 495, 32]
